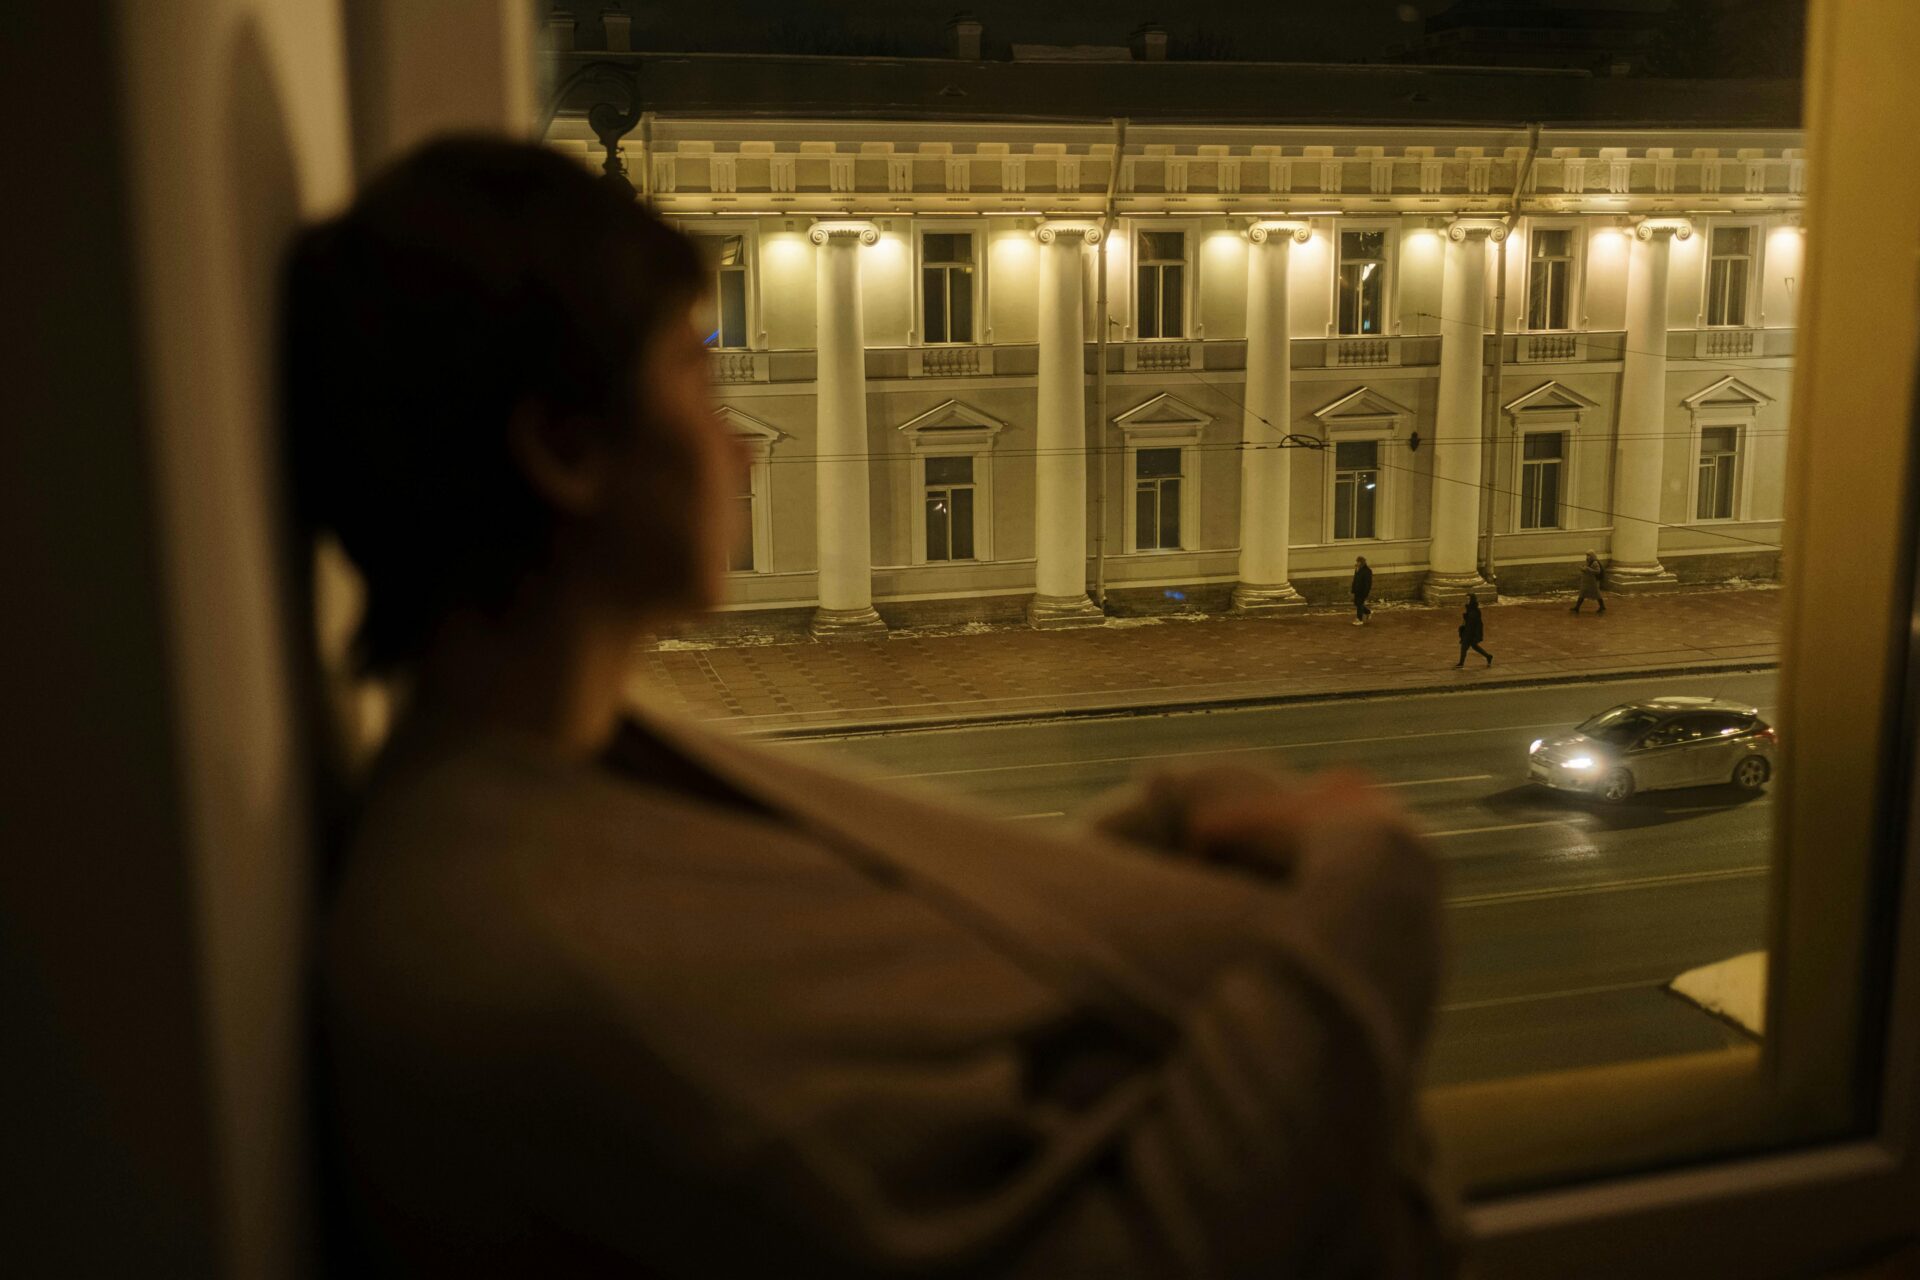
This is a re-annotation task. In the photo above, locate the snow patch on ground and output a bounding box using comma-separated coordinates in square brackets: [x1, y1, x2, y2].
[652, 633, 784, 651]
[1669, 950, 1768, 1037]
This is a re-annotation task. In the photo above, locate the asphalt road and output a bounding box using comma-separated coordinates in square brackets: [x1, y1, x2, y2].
[779, 670, 1777, 1086]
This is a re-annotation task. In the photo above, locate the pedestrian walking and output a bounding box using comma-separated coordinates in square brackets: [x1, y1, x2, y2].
[1456, 593, 1493, 667]
[1350, 555, 1374, 625]
[1571, 550, 1608, 614]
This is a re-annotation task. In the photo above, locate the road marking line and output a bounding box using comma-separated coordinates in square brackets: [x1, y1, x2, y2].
[1376, 773, 1494, 789]
[1447, 864, 1768, 909]
[1441, 978, 1666, 1014]
[1427, 820, 1576, 838]
[1007, 811, 1066, 820]
[878, 720, 1573, 779]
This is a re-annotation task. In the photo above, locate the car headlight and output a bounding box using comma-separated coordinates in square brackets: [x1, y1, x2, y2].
[1562, 755, 1595, 771]
[1529, 739, 1544, 754]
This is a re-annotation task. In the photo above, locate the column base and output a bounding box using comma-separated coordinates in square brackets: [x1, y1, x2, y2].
[1422, 571, 1497, 606]
[1027, 592, 1106, 630]
[1604, 562, 1681, 594]
[810, 605, 888, 640]
[1231, 582, 1310, 614]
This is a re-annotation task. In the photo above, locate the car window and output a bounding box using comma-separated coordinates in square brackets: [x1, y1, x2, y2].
[1637, 719, 1690, 748]
[1693, 712, 1754, 737]
[1578, 707, 1662, 744]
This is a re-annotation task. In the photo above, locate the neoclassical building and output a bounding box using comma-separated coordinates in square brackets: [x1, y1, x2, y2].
[547, 53, 1801, 634]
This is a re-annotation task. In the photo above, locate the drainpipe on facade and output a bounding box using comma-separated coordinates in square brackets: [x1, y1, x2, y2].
[1091, 117, 1127, 610]
[1479, 121, 1541, 588]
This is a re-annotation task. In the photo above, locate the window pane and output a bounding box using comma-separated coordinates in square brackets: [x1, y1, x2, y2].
[1135, 483, 1158, 550]
[1341, 229, 1385, 260]
[1137, 447, 1182, 479]
[1161, 264, 1183, 337]
[1140, 230, 1183, 261]
[951, 488, 975, 560]
[1721, 258, 1749, 326]
[1353, 472, 1377, 539]
[1713, 225, 1752, 257]
[1333, 477, 1354, 540]
[695, 233, 744, 268]
[922, 268, 947, 343]
[1137, 264, 1159, 338]
[925, 455, 973, 485]
[718, 271, 748, 349]
[728, 495, 754, 572]
[1524, 432, 1564, 460]
[948, 270, 973, 342]
[1335, 440, 1378, 470]
[1703, 426, 1738, 453]
[1159, 478, 1181, 549]
[924, 232, 970, 263]
[926, 493, 950, 561]
[1533, 228, 1571, 259]
[1339, 262, 1384, 335]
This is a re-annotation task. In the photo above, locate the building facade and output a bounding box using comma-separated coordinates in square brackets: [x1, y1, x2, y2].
[547, 106, 1802, 633]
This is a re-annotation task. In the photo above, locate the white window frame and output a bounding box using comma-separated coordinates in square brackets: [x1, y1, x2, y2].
[895, 399, 1004, 565]
[1522, 218, 1585, 333]
[1113, 392, 1209, 553]
[679, 219, 762, 350]
[1442, 9, 1920, 1273]
[1311, 386, 1413, 542]
[1331, 218, 1398, 338]
[1329, 437, 1386, 542]
[1680, 375, 1772, 525]
[1501, 380, 1598, 533]
[1516, 430, 1570, 530]
[713, 405, 783, 573]
[1130, 220, 1197, 341]
[912, 220, 986, 347]
[1701, 217, 1763, 330]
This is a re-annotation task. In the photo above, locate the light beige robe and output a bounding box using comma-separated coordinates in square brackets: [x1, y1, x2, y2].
[322, 708, 1451, 1277]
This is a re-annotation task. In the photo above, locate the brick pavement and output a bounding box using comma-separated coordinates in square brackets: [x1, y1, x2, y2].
[629, 585, 1781, 736]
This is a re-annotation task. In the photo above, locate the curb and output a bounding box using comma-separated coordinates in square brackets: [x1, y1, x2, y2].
[740, 658, 1780, 740]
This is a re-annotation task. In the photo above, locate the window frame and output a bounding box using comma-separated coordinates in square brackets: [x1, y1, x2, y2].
[912, 220, 985, 347]
[1522, 219, 1585, 334]
[712, 405, 783, 575]
[1443, 6, 1920, 1272]
[1130, 221, 1195, 341]
[1516, 429, 1569, 531]
[680, 220, 761, 351]
[1331, 219, 1398, 338]
[896, 399, 1003, 566]
[1131, 446, 1188, 553]
[1329, 437, 1385, 542]
[1113, 393, 1209, 554]
[1702, 217, 1763, 330]
[1692, 421, 1745, 523]
[921, 454, 980, 564]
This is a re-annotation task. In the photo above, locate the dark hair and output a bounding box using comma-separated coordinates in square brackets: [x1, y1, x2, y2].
[282, 136, 703, 672]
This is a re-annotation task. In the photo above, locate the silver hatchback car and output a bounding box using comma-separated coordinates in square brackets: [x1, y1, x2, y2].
[1528, 696, 1777, 802]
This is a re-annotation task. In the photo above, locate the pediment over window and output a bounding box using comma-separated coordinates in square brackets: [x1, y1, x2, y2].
[895, 399, 1008, 440]
[1312, 386, 1414, 428]
[715, 404, 787, 444]
[1113, 391, 1213, 433]
[1682, 376, 1775, 413]
[1502, 380, 1601, 418]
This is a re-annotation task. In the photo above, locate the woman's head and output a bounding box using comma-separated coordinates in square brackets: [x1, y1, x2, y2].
[283, 136, 735, 673]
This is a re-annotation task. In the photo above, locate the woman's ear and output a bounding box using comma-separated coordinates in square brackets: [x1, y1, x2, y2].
[506, 400, 608, 515]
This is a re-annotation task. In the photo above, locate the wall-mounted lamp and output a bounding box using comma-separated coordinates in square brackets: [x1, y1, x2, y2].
[1408, 429, 1422, 453]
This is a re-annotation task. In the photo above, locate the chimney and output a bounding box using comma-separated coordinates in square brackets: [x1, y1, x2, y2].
[602, 8, 632, 52]
[1132, 23, 1169, 61]
[947, 12, 984, 60]
[546, 8, 576, 52]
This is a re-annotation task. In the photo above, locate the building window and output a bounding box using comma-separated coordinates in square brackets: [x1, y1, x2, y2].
[1337, 228, 1389, 336]
[921, 232, 975, 344]
[1706, 225, 1753, 327]
[1333, 440, 1380, 539]
[923, 455, 977, 561]
[1527, 228, 1574, 331]
[1519, 432, 1566, 529]
[1697, 425, 1740, 520]
[1134, 447, 1183, 550]
[727, 474, 756, 572]
[691, 234, 749, 349]
[1136, 230, 1186, 339]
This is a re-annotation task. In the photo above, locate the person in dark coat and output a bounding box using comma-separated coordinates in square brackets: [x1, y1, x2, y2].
[1351, 555, 1374, 625]
[1455, 593, 1492, 667]
[1571, 551, 1607, 614]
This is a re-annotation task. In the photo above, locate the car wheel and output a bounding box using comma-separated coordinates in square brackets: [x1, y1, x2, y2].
[1600, 767, 1636, 803]
[1733, 755, 1771, 792]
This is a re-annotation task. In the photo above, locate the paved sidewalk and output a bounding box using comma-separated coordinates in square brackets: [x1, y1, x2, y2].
[630, 585, 1781, 736]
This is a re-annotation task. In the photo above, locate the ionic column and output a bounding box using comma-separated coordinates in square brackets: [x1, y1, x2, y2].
[1233, 220, 1311, 612]
[1424, 219, 1504, 603]
[808, 221, 886, 637]
[1611, 219, 1691, 589]
[1028, 221, 1104, 628]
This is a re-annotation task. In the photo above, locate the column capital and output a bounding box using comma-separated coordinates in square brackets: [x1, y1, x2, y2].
[808, 219, 879, 246]
[1632, 216, 1694, 242]
[1246, 218, 1313, 245]
[1446, 216, 1509, 243]
[1035, 219, 1101, 245]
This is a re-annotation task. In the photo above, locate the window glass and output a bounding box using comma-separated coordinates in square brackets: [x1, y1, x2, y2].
[1707, 225, 1753, 327]
[1134, 447, 1183, 550]
[1519, 431, 1565, 529]
[924, 454, 977, 562]
[1337, 228, 1388, 335]
[921, 231, 975, 344]
[1697, 426, 1740, 520]
[727, 466, 755, 573]
[1577, 706, 1663, 743]
[1333, 440, 1380, 540]
[693, 234, 749, 349]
